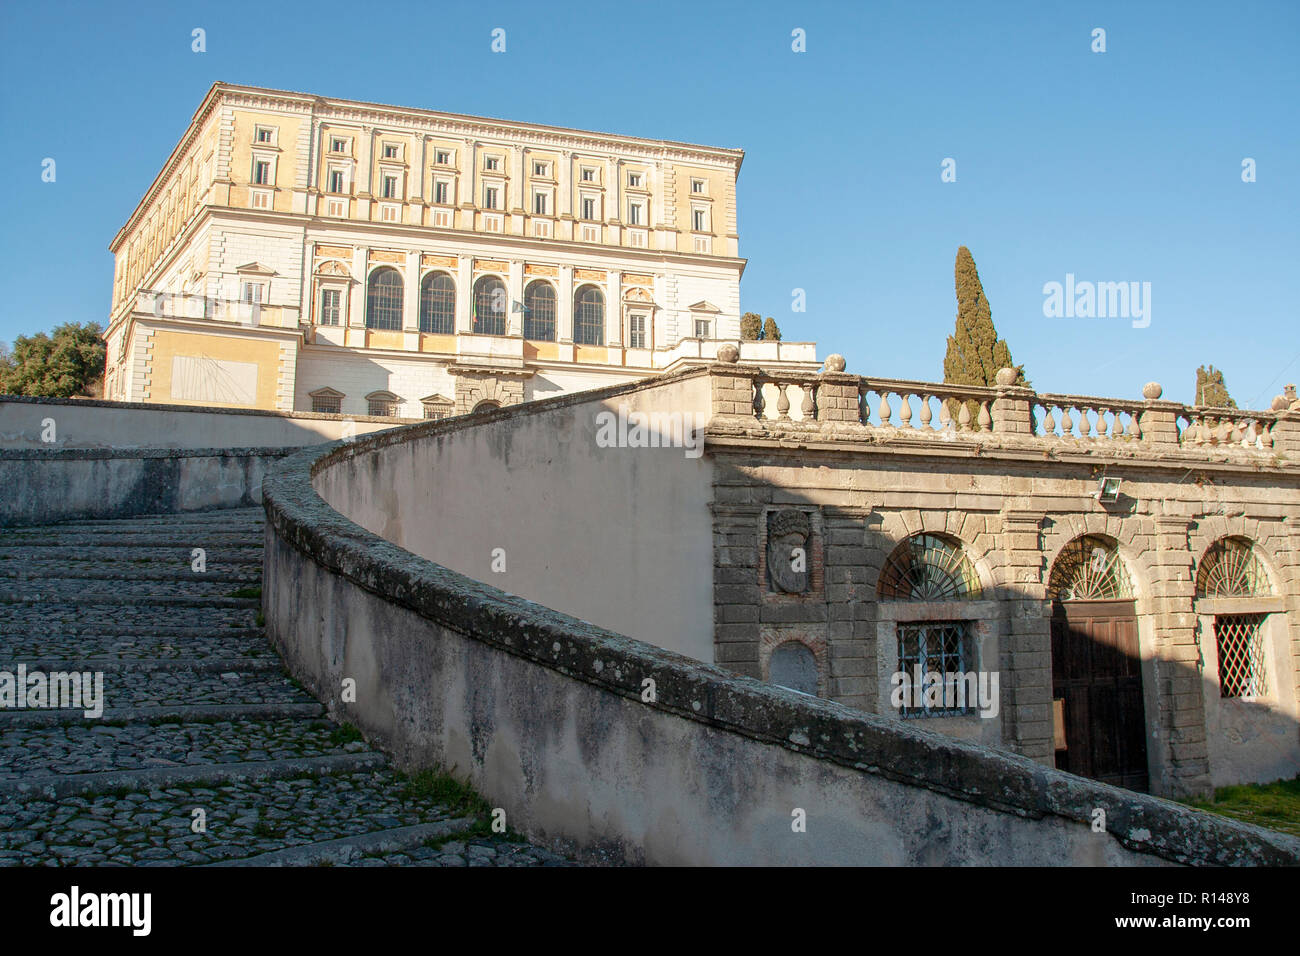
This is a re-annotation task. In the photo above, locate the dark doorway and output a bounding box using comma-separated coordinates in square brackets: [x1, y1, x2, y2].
[1051, 600, 1149, 792]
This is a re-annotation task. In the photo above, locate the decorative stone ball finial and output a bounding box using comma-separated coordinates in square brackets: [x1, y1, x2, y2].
[716, 343, 740, 364]
[995, 367, 1018, 388]
[823, 353, 846, 373]
[1142, 382, 1163, 401]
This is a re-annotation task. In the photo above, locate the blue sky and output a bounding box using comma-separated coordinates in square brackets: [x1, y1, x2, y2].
[1, 0, 1295, 406]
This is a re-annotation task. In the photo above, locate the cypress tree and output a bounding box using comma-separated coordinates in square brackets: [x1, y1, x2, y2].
[763, 316, 782, 342]
[740, 312, 762, 341]
[1195, 365, 1236, 408]
[943, 246, 1024, 419]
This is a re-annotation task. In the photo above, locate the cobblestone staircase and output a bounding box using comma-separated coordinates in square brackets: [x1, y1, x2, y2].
[0, 507, 571, 867]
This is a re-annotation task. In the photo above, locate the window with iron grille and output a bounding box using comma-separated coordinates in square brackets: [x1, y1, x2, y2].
[311, 394, 342, 415]
[628, 314, 646, 348]
[368, 399, 398, 417]
[574, 285, 604, 345]
[878, 533, 982, 601]
[423, 402, 452, 420]
[896, 622, 974, 717]
[319, 288, 341, 326]
[1214, 614, 1268, 698]
[523, 281, 556, 341]
[365, 268, 403, 330]
[472, 276, 506, 335]
[419, 272, 455, 334]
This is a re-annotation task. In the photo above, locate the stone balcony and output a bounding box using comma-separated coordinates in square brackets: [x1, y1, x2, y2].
[707, 351, 1300, 468]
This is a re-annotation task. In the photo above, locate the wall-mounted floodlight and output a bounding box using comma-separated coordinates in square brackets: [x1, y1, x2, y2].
[1097, 476, 1122, 503]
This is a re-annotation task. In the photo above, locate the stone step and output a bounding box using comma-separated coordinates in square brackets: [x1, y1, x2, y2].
[0, 546, 263, 566]
[0, 631, 273, 661]
[0, 532, 264, 550]
[0, 593, 258, 608]
[52, 508, 264, 529]
[0, 765, 475, 867]
[0, 716, 366, 784]
[0, 702, 325, 728]
[0, 576, 260, 599]
[0, 663, 309, 712]
[0, 602, 259, 633]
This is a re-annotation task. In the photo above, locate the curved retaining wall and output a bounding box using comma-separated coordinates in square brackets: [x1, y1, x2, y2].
[262, 373, 1300, 866]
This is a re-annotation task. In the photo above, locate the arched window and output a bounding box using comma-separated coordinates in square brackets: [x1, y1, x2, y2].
[473, 399, 501, 413]
[1196, 537, 1273, 700]
[877, 533, 982, 601]
[1049, 535, 1133, 600]
[574, 285, 604, 346]
[419, 272, 455, 334]
[523, 281, 556, 341]
[365, 268, 403, 330]
[472, 275, 506, 335]
[1196, 537, 1271, 598]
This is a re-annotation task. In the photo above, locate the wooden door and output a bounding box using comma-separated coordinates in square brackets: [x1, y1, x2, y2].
[1051, 600, 1149, 792]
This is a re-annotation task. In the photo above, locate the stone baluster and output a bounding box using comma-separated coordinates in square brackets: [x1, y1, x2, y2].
[776, 382, 791, 420]
[898, 392, 913, 429]
[878, 391, 892, 426]
[977, 400, 992, 432]
[958, 402, 972, 431]
[919, 395, 932, 429]
[801, 384, 815, 420]
[939, 401, 952, 430]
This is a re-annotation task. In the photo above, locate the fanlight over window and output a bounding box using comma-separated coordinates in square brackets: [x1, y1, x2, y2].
[1196, 537, 1271, 598]
[877, 534, 982, 601]
[1049, 535, 1133, 600]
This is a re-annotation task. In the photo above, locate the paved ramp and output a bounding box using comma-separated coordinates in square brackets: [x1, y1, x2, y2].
[0, 508, 572, 867]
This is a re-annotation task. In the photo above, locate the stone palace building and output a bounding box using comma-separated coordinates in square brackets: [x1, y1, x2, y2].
[100, 82, 816, 418]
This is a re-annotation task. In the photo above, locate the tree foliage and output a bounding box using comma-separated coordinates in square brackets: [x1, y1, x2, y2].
[763, 316, 782, 342]
[1195, 365, 1236, 408]
[943, 246, 1025, 389]
[1, 322, 106, 398]
[740, 312, 762, 341]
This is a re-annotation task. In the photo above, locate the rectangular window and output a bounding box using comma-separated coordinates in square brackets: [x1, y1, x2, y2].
[254, 161, 271, 185]
[380, 203, 400, 222]
[627, 202, 642, 225]
[434, 180, 449, 204]
[331, 138, 347, 153]
[694, 318, 710, 338]
[627, 172, 642, 188]
[692, 207, 708, 231]
[383, 144, 398, 159]
[580, 223, 599, 242]
[327, 199, 345, 217]
[433, 209, 451, 227]
[628, 314, 646, 348]
[580, 167, 596, 182]
[533, 161, 549, 177]
[423, 403, 451, 420]
[250, 190, 270, 210]
[581, 197, 597, 220]
[241, 282, 264, 304]
[255, 126, 274, 143]
[328, 169, 345, 193]
[312, 395, 342, 415]
[533, 191, 548, 215]
[693, 235, 712, 253]
[896, 622, 974, 717]
[435, 150, 452, 165]
[533, 219, 551, 238]
[382, 175, 398, 199]
[368, 399, 398, 417]
[484, 186, 499, 209]
[319, 289, 341, 326]
[1215, 614, 1268, 698]
[485, 156, 500, 171]
[691, 178, 705, 194]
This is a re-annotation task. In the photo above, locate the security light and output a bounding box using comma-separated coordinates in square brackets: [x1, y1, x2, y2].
[1097, 476, 1122, 503]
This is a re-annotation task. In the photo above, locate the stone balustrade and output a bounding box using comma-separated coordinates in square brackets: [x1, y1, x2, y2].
[709, 353, 1300, 461]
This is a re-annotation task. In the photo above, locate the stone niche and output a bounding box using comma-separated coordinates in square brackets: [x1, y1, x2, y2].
[759, 625, 828, 697]
[758, 506, 824, 599]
